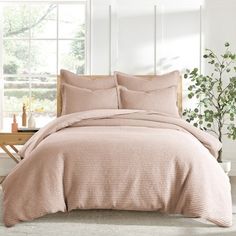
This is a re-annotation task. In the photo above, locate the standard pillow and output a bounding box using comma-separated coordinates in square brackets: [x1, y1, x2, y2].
[119, 87, 179, 117]
[61, 84, 118, 115]
[115, 70, 180, 91]
[60, 69, 115, 89]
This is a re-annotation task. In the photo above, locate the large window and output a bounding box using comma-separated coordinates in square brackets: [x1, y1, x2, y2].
[0, 1, 87, 130]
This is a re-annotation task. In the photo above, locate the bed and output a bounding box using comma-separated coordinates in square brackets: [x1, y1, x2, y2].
[2, 70, 232, 227]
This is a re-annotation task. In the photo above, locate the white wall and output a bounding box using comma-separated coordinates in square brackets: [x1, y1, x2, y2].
[91, 0, 202, 76]
[91, 0, 202, 105]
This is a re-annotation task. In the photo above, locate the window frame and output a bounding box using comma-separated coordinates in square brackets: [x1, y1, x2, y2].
[0, 0, 90, 130]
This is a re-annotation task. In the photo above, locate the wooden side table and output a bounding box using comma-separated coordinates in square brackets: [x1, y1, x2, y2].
[0, 132, 35, 163]
[0, 132, 35, 184]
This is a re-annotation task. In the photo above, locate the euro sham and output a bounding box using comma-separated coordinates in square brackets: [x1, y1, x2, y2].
[60, 69, 115, 89]
[115, 70, 180, 91]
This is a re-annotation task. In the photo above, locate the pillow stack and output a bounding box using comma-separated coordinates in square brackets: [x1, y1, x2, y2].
[60, 70, 118, 115]
[60, 69, 180, 117]
[115, 71, 180, 117]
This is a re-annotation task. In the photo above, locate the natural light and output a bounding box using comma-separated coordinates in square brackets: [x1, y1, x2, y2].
[0, 1, 87, 131]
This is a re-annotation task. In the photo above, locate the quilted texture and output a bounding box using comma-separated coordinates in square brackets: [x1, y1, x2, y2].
[2, 110, 231, 227]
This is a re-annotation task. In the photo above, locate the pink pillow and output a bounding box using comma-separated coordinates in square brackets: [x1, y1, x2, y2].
[115, 71, 180, 116]
[60, 69, 115, 89]
[115, 71, 180, 91]
[61, 84, 118, 115]
[119, 87, 179, 117]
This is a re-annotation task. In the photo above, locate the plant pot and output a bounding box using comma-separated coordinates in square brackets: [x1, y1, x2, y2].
[219, 160, 231, 175]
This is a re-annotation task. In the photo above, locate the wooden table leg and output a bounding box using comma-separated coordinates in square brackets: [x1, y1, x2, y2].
[10, 145, 19, 153]
[0, 145, 20, 163]
[0, 176, 6, 184]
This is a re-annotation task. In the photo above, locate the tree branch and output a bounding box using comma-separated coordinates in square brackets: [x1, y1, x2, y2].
[222, 60, 234, 73]
[206, 49, 222, 66]
[5, 4, 56, 37]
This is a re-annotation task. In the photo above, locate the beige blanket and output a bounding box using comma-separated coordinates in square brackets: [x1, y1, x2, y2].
[2, 110, 232, 227]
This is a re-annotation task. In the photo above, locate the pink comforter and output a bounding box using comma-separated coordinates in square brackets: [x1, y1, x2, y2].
[2, 110, 232, 227]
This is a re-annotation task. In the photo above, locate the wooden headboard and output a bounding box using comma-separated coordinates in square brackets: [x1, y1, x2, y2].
[57, 75, 183, 117]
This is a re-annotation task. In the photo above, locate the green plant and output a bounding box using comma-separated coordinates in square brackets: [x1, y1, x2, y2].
[183, 42, 236, 162]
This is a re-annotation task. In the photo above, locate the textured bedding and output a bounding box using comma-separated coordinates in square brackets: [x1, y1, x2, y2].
[2, 109, 232, 227]
[119, 86, 179, 117]
[61, 84, 118, 114]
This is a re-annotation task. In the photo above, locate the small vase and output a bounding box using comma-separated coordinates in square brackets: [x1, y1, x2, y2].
[28, 113, 36, 128]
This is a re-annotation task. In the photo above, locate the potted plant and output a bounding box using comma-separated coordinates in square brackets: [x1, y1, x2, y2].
[183, 42, 236, 174]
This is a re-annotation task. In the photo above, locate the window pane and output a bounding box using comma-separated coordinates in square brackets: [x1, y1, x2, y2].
[31, 4, 57, 39]
[58, 4, 85, 39]
[30, 40, 57, 75]
[59, 40, 85, 74]
[3, 76, 56, 130]
[4, 77, 30, 113]
[3, 76, 30, 130]
[31, 77, 57, 127]
[1, 2, 87, 130]
[3, 40, 29, 74]
[3, 4, 30, 38]
[31, 77, 56, 115]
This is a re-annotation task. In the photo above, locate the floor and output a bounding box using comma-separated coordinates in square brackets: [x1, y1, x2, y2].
[0, 190, 236, 236]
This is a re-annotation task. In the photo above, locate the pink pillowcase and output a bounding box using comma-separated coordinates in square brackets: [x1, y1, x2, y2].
[119, 87, 179, 117]
[61, 84, 118, 115]
[60, 69, 180, 116]
[115, 71, 180, 91]
[115, 71, 180, 117]
[60, 69, 115, 89]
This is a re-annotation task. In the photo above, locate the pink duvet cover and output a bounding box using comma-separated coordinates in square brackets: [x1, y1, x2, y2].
[2, 109, 232, 227]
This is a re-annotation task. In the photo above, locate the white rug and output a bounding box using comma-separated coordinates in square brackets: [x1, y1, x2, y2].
[0, 190, 235, 236]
